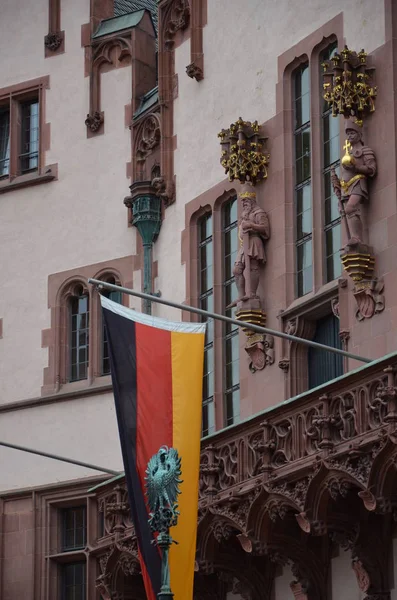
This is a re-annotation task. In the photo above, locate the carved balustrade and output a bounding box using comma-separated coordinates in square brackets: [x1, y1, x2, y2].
[199, 360, 396, 502]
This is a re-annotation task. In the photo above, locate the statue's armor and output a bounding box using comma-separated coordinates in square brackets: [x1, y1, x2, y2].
[341, 144, 376, 201]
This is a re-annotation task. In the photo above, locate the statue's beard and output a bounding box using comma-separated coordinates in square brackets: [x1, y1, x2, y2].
[242, 208, 251, 220]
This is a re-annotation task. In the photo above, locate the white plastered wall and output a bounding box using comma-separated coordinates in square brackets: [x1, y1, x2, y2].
[331, 548, 363, 599]
[0, 0, 137, 405]
[154, 0, 386, 316]
[273, 564, 294, 599]
[0, 393, 123, 492]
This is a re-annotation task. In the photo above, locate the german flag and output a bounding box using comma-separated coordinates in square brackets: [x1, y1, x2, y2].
[101, 296, 205, 599]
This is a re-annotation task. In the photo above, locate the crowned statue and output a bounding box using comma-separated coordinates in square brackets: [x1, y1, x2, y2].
[332, 119, 377, 248]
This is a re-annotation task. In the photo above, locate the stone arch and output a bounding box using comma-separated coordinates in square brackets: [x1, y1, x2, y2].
[300, 463, 364, 531]
[86, 37, 133, 133]
[364, 436, 397, 512]
[97, 541, 144, 600]
[53, 276, 90, 388]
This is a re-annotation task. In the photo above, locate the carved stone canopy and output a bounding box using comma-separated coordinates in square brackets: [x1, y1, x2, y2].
[322, 45, 377, 125]
[218, 118, 269, 185]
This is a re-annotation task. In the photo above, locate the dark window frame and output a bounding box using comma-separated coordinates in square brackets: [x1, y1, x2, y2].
[222, 197, 240, 427]
[321, 42, 342, 283]
[69, 289, 90, 383]
[100, 277, 122, 376]
[60, 561, 86, 600]
[62, 506, 87, 552]
[0, 88, 41, 180]
[293, 62, 313, 298]
[0, 106, 10, 179]
[198, 213, 215, 438]
[19, 98, 40, 174]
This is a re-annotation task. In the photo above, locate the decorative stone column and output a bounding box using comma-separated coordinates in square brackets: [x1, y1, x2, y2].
[124, 181, 162, 314]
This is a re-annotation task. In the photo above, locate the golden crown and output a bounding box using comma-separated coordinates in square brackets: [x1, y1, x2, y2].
[239, 191, 256, 199]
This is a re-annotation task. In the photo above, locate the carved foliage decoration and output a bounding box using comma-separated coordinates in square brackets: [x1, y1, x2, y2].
[186, 0, 205, 81]
[218, 118, 269, 185]
[354, 277, 385, 321]
[164, 0, 190, 49]
[45, 0, 64, 55]
[322, 45, 377, 125]
[45, 32, 63, 51]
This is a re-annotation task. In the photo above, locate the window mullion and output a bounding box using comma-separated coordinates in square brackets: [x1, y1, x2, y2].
[9, 96, 19, 179]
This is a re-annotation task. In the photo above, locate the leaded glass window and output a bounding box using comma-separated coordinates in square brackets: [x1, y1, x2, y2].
[294, 63, 312, 297]
[101, 279, 122, 376]
[199, 214, 215, 437]
[0, 108, 10, 177]
[322, 43, 342, 282]
[19, 100, 39, 173]
[70, 289, 89, 382]
[62, 506, 87, 552]
[61, 562, 86, 600]
[223, 197, 240, 427]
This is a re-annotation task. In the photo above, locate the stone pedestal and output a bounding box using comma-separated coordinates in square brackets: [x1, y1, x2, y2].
[235, 299, 274, 372]
[340, 243, 384, 320]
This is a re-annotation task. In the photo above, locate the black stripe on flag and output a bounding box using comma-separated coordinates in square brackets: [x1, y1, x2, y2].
[103, 306, 161, 595]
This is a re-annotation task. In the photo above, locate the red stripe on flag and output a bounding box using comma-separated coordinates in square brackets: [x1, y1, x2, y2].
[135, 322, 174, 473]
[135, 322, 173, 598]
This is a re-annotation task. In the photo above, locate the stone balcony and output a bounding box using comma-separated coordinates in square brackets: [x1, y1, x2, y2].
[94, 351, 397, 599]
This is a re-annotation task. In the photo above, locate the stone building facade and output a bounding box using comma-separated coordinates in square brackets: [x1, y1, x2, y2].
[1, 0, 397, 598]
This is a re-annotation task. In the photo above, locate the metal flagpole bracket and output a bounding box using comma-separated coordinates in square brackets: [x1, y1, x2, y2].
[89, 278, 371, 364]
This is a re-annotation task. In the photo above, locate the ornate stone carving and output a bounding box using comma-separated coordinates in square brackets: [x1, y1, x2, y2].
[199, 445, 220, 497]
[278, 358, 290, 373]
[44, 31, 63, 51]
[322, 45, 377, 124]
[354, 278, 385, 320]
[331, 297, 340, 319]
[352, 559, 371, 592]
[136, 114, 161, 163]
[330, 118, 382, 319]
[186, 62, 204, 81]
[164, 0, 190, 49]
[151, 176, 175, 207]
[226, 188, 272, 372]
[211, 519, 235, 543]
[333, 119, 377, 249]
[218, 118, 269, 185]
[85, 111, 104, 132]
[86, 36, 133, 133]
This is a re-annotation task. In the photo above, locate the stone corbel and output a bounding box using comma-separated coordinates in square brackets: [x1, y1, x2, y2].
[186, 0, 206, 81]
[44, 0, 65, 56]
